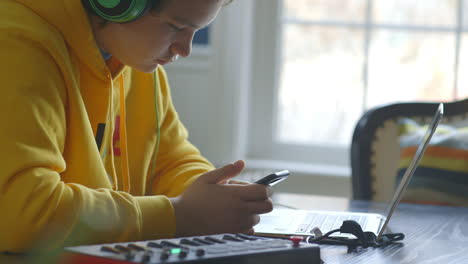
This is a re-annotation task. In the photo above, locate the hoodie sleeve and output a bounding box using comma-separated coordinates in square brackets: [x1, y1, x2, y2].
[0, 32, 174, 252]
[149, 67, 215, 197]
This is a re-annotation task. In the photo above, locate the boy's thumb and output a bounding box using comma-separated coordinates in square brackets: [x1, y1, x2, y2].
[200, 160, 245, 184]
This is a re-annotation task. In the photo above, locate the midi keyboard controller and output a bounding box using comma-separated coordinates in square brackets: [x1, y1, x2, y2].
[61, 233, 321, 264]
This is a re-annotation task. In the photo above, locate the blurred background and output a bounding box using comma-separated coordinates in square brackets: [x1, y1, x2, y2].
[164, 0, 468, 198]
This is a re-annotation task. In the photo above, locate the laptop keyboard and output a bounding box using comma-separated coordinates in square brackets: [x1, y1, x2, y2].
[296, 213, 368, 234]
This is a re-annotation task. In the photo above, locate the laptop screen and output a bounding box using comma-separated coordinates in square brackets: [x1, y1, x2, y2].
[377, 103, 444, 239]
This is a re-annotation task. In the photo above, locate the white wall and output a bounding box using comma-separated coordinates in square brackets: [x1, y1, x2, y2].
[164, 1, 351, 198]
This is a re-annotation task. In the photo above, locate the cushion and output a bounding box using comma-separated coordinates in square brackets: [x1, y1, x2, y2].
[397, 117, 468, 207]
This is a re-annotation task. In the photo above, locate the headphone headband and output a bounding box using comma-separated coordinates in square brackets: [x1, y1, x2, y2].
[87, 0, 151, 23]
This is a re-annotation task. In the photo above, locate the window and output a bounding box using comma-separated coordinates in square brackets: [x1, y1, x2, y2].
[248, 0, 468, 170]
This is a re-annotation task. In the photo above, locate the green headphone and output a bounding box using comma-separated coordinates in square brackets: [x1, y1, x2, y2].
[86, 0, 152, 23]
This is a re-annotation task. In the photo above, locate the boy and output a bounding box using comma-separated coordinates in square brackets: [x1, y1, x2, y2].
[0, 0, 272, 252]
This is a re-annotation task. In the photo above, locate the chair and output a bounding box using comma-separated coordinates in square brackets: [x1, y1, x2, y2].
[350, 99, 468, 204]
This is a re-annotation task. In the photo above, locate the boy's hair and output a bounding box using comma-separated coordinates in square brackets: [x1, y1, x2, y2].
[150, 0, 166, 13]
[151, 0, 233, 13]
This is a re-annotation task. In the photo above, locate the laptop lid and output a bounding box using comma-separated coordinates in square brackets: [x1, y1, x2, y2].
[376, 103, 444, 240]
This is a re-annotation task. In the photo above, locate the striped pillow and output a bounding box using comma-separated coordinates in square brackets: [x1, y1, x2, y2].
[397, 118, 468, 207]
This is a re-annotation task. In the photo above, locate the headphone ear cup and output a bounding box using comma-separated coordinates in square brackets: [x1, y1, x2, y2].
[86, 0, 150, 23]
[97, 0, 121, 9]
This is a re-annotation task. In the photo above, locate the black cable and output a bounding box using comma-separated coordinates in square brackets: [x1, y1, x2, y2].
[305, 220, 404, 251]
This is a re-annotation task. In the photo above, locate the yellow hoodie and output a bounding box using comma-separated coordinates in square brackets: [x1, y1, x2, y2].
[0, 0, 214, 252]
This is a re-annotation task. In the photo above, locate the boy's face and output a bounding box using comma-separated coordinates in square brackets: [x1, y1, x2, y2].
[94, 0, 224, 73]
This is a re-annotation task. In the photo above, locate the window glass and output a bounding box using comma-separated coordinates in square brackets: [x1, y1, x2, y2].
[457, 35, 468, 98]
[283, 0, 366, 22]
[367, 30, 455, 108]
[372, 0, 457, 26]
[277, 25, 365, 145]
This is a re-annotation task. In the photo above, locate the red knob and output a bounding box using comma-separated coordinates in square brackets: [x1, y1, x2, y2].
[289, 236, 302, 247]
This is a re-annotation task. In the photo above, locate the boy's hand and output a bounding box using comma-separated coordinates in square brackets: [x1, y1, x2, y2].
[169, 160, 273, 237]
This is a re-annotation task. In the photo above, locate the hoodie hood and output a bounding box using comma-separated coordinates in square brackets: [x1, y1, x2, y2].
[15, 0, 108, 79]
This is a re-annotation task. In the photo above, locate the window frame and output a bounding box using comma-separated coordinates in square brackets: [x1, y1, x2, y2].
[248, 0, 350, 169]
[247, 0, 466, 171]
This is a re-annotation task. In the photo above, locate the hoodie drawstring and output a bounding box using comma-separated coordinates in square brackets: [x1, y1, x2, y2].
[147, 71, 161, 194]
[101, 70, 154, 194]
[108, 76, 118, 191]
[100, 73, 130, 193]
[119, 75, 131, 193]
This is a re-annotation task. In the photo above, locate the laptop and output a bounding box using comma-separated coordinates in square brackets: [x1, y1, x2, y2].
[254, 103, 444, 239]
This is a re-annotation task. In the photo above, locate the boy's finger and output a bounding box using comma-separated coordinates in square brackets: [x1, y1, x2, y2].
[241, 228, 255, 235]
[198, 160, 245, 184]
[232, 184, 272, 201]
[245, 199, 274, 214]
[221, 179, 250, 185]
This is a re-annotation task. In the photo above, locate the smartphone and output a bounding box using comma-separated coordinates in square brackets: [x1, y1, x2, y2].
[255, 170, 290, 186]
